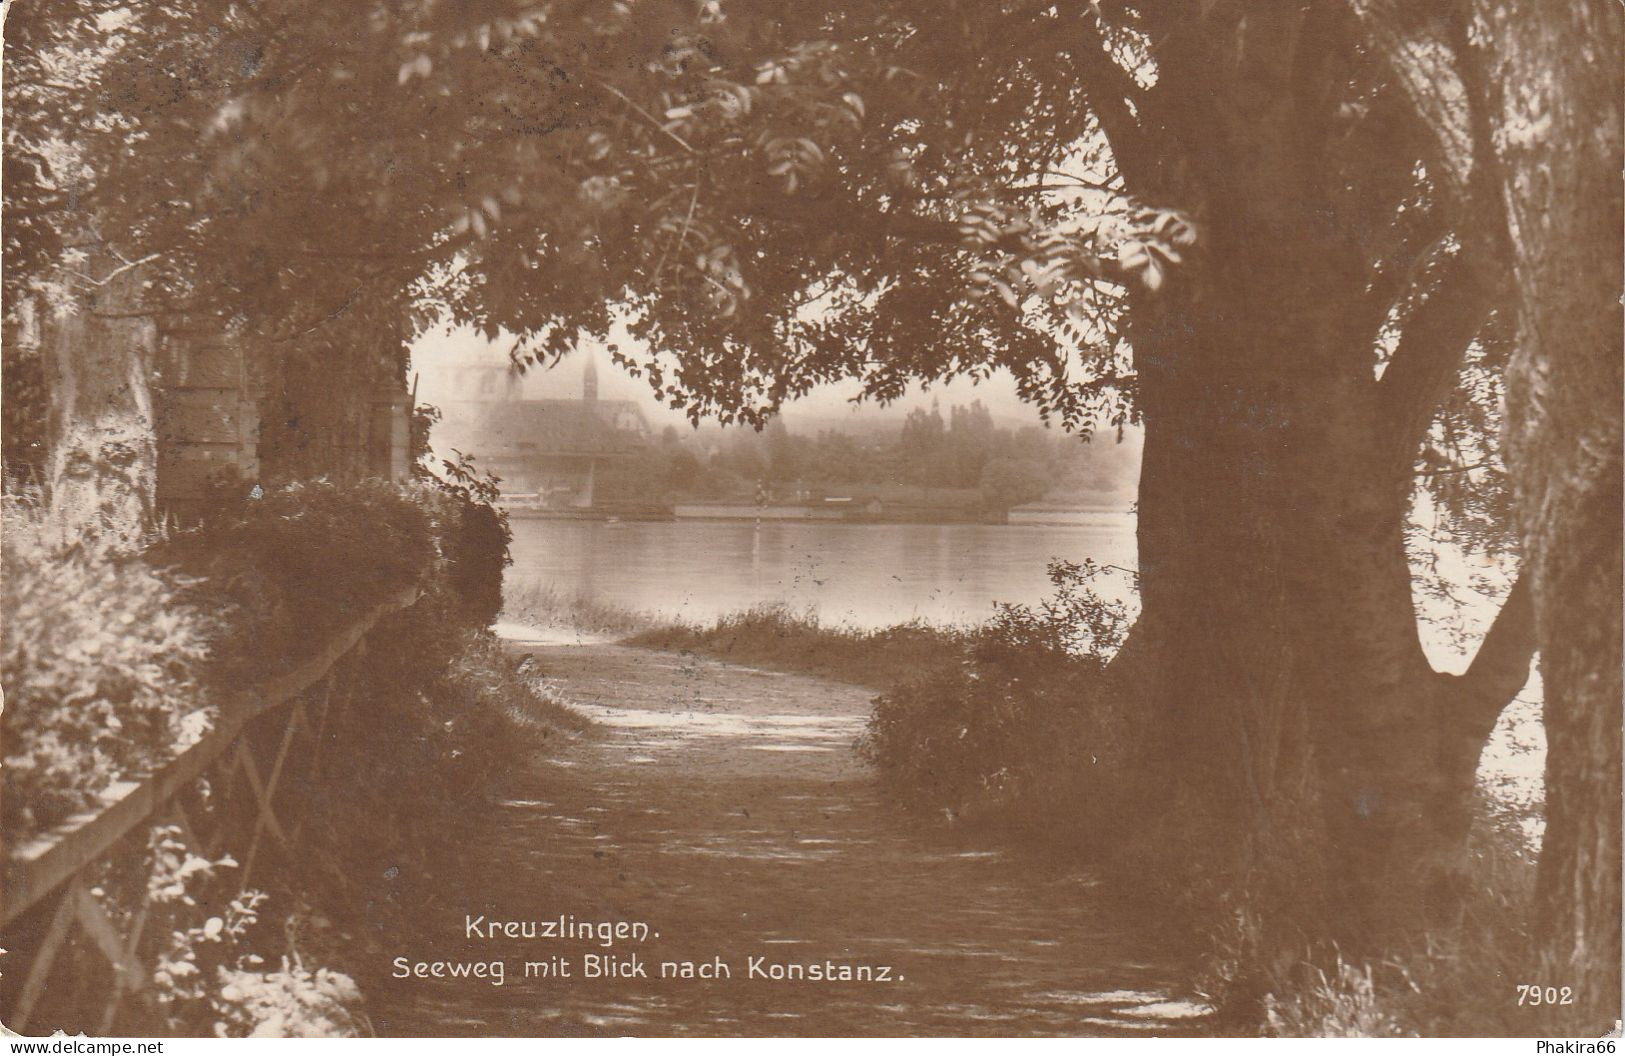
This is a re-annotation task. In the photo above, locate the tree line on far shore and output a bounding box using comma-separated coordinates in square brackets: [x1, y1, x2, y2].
[599, 401, 1137, 510]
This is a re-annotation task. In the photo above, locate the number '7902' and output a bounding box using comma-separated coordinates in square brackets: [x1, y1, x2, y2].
[1517, 984, 1575, 1006]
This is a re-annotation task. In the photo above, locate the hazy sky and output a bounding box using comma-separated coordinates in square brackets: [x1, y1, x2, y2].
[412, 324, 1069, 432]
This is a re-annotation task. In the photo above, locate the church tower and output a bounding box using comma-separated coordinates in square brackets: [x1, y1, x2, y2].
[582, 353, 599, 403]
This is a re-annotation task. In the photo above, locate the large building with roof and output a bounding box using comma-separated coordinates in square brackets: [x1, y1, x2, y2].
[426, 355, 650, 508]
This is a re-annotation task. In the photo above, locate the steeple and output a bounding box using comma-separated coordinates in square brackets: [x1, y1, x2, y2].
[582, 353, 598, 402]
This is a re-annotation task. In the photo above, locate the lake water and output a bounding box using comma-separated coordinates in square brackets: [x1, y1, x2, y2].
[506, 515, 1138, 629]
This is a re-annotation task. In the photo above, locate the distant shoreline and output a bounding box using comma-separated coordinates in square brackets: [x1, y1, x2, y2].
[501, 506, 1134, 527]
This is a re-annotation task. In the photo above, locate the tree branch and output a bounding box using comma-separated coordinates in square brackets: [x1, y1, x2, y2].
[1442, 573, 1536, 726]
[1347, 0, 1513, 268]
[53, 254, 162, 289]
[1375, 248, 1499, 478]
[1351, 215, 1450, 355]
[740, 191, 1132, 286]
[1071, 15, 1157, 189]
[589, 75, 696, 155]
[1346, 1, 1474, 203]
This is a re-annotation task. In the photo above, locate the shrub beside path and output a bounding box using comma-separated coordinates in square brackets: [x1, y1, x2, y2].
[368, 632, 1211, 1037]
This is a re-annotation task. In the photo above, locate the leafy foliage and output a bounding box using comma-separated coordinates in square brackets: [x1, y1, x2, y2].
[984, 559, 1134, 658]
[143, 825, 368, 1037]
[861, 560, 1137, 831]
[2, 473, 514, 847]
[419, 449, 513, 626]
[3, 1, 1154, 439]
[154, 480, 438, 680]
[2, 473, 561, 1034]
[291, 621, 590, 976]
[4, 1, 1511, 551]
[1, 500, 214, 839]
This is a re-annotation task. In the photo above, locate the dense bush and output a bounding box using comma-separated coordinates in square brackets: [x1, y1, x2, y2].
[298, 624, 589, 903]
[4, 474, 538, 1035]
[442, 500, 510, 626]
[150, 476, 511, 681]
[859, 561, 1141, 837]
[1, 501, 214, 839]
[153, 480, 436, 680]
[3, 474, 513, 845]
[424, 449, 512, 628]
[137, 481, 535, 1037]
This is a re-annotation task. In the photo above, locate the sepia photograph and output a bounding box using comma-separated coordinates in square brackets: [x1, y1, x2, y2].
[1, 0, 1620, 1042]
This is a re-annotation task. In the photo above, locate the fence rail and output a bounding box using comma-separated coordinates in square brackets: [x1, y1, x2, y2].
[1, 583, 420, 1032]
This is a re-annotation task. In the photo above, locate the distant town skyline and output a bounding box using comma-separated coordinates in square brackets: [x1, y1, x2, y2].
[410, 324, 1122, 437]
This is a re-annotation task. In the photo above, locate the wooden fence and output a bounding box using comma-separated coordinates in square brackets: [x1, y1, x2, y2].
[1, 584, 419, 1034]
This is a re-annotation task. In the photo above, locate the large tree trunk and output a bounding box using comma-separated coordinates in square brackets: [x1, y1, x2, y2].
[1469, 0, 1624, 1021]
[44, 255, 158, 540]
[1107, 5, 1534, 945]
[1124, 271, 1506, 941]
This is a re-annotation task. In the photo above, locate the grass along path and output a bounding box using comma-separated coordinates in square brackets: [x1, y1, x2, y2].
[365, 631, 1211, 1037]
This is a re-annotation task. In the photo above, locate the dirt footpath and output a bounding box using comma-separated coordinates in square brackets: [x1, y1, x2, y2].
[368, 639, 1210, 1037]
